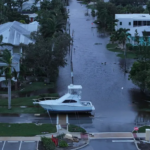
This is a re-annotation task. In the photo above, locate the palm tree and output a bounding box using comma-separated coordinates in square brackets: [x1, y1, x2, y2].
[147, 0, 150, 14]
[110, 31, 118, 44]
[117, 28, 131, 52]
[99, 8, 108, 35]
[40, 15, 65, 38]
[0, 49, 17, 109]
[117, 28, 131, 72]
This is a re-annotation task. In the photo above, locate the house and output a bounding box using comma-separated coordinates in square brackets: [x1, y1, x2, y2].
[115, 14, 150, 45]
[0, 21, 39, 88]
[128, 26, 150, 45]
[22, 0, 43, 11]
[115, 14, 150, 31]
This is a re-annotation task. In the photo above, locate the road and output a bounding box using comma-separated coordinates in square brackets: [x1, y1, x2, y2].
[81, 140, 137, 150]
[57, 0, 140, 133]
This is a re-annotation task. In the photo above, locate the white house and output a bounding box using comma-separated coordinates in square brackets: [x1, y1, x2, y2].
[0, 21, 39, 88]
[115, 14, 150, 31]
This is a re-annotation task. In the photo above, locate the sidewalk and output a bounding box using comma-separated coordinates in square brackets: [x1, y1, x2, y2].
[0, 132, 146, 141]
[88, 132, 133, 140]
[0, 132, 138, 141]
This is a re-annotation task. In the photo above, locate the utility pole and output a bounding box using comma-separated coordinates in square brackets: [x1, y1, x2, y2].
[124, 41, 127, 73]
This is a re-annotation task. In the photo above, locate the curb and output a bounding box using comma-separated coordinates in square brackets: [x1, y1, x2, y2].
[89, 137, 134, 140]
[132, 133, 141, 150]
[71, 139, 89, 150]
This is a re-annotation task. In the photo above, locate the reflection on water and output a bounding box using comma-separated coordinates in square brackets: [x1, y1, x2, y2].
[129, 88, 150, 125]
[135, 111, 150, 125]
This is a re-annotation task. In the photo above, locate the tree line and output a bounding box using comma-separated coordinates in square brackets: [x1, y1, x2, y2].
[96, 1, 149, 34]
[0, 0, 71, 109]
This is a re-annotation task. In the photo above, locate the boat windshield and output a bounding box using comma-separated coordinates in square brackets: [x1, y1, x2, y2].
[69, 89, 82, 95]
[62, 100, 77, 103]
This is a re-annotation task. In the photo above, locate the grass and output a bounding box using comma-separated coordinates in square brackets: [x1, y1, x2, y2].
[106, 43, 137, 59]
[0, 107, 47, 114]
[68, 124, 86, 133]
[19, 82, 55, 93]
[0, 93, 59, 106]
[0, 96, 37, 106]
[133, 126, 150, 133]
[0, 91, 18, 94]
[0, 123, 56, 136]
[0, 93, 59, 114]
[0, 82, 55, 95]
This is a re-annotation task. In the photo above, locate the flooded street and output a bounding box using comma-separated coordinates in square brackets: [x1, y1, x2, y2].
[57, 0, 140, 132]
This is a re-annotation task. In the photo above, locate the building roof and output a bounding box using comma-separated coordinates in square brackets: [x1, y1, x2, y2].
[128, 26, 150, 36]
[23, 13, 38, 18]
[115, 14, 150, 19]
[21, 21, 39, 32]
[0, 21, 39, 46]
[22, 0, 43, 10]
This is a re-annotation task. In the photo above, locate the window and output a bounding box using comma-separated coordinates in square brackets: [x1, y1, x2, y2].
[63, 100, 77, 103]
[147, 21, 150, 26]
[134, 21, 137, 26]
[138, 21, 142, 26]
[143, 21, 146, 26]
[120, 22, 122, 25]
[129, 22, 131, 25]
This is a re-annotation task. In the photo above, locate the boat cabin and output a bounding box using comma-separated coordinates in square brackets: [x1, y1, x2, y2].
[68, 84, 82, 100]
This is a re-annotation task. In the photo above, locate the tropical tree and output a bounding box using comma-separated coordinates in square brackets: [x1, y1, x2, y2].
[117, 28, 131, 51]
[0, 49, 17, 109]
[147, 0, 150, 14]
[110, 31, 118, 44]
[22, 32, 71, 82]
[129, 61, 150, 92]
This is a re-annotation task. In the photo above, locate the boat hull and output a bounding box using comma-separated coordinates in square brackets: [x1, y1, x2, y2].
[40, 104, 95, 112]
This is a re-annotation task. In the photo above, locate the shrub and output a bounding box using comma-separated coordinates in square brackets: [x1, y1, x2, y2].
[56, 133, 65, 140]
[91, 9, 96, 17]
[20, 20, 26, 24]
[41, 137, 55, 150]
[126, 43, 133, 50]
[68, 124, 86, 133]
[59, 140, 68, 148]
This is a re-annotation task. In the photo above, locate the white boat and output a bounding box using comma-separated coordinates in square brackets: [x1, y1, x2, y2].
[33, 84, 95, 112]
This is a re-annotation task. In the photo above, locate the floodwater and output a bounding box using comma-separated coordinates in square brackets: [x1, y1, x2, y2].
[56, 0, 148, 132]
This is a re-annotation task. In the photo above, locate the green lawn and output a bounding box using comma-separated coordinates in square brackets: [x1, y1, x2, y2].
[106, 43, 137, 59]
[19, 82, 55, 93]
[133, 126, 150, 133]
[0, 123, 56, 136]
[68, 124, 86, 133]
[0, 93, 59, 114]
[0, 93, 59, 106]
[0, 96, 37, 106]
[0, 82, 55, 95]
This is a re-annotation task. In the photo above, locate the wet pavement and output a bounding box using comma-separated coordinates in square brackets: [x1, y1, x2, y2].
[0, 0, 149, 143]
[81, 139, 137, 150]
[57, 0, 140, 133]
[0, 141, 37, 150]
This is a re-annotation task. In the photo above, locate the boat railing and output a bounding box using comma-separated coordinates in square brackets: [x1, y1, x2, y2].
[81, 101, 92, 106]
[32, 97, 59, 102]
